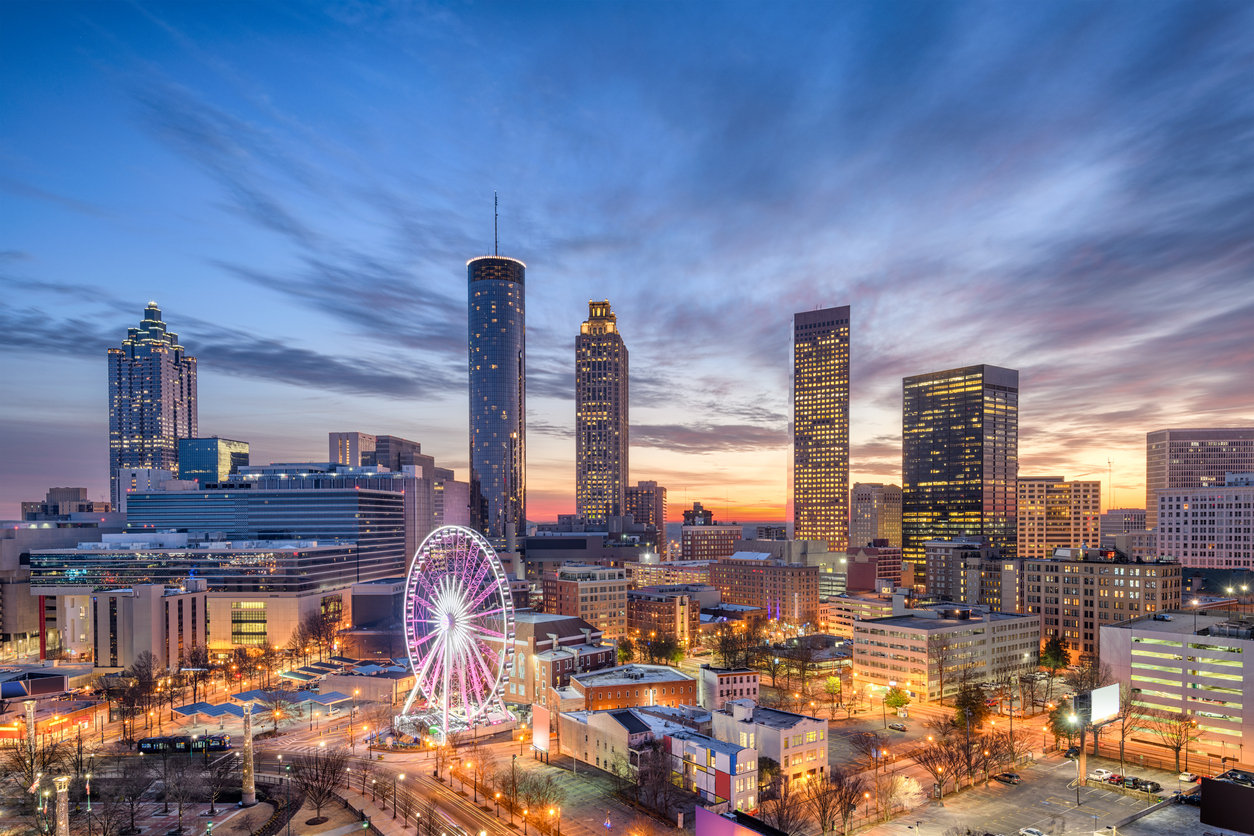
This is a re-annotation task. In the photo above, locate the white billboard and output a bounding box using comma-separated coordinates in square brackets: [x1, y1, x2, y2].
[1090, 683, 1120, 726]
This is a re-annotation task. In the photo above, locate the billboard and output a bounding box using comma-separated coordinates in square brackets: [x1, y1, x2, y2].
[532, 704, 551, 753]
[1089, 683, 1120, 726]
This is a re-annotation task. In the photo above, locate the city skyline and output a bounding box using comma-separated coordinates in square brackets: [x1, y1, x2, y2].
[2, 2, 1252, 521]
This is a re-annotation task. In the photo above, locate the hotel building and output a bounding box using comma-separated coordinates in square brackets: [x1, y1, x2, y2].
[1154, 473, 1253, 569]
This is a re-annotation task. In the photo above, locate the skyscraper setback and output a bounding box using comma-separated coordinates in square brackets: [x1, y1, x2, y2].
[575, 300, 629, 525]
[468, 255, 527, 543]
[108, 303, 197, 507]
[791, 306, 850, 551]
[901, 364, 1018, 586]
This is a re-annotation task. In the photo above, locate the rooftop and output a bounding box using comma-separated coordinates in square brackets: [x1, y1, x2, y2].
[719, 700, 821, 729]
[1109, 611, 1246, 637]
[859, 609, 1038, 630]
[572, 664, 694, 687]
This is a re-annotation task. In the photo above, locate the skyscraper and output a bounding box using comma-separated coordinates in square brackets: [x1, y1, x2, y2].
[626, 480, 667, 552]
[1145, 428, 1254, 530]
[792, 306, 850, 551]
[108, 303, 197, 507]
[901, 364, 1018, 586]
[575, 300, 629, 525]
[849, 483, 903, 548]
[468, 255, 526, 543]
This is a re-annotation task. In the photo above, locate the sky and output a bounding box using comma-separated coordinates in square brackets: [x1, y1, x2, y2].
[1, 1, 1251, 523]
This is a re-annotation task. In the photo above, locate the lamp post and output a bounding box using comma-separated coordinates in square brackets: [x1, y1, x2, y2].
[393, 774, 404, 819]
[495, 792, 501, 818]
[523, 809, 529, 835]
[466, 760, 478, 802]
[550, 807, 561, 836]
[863, 791, 870, 820]
[1070, 714, 1081, 807]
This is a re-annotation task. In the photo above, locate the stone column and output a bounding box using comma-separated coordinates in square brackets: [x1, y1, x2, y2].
[55, 776, 69, 836]
[241, 705, 257, 807]
[25, 700, 36, 751]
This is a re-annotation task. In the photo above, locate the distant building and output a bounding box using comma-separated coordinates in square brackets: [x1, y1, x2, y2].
[523, 531, 655, 588]
[114, 469, 194, 514]
[625, 482, 667, 554]
[755, 526, 787, 541]
[682, 525, 743, 562]
[576, 301, 629, 525]
[467, 255, 527, 544]
[329, 432, 434, 474]
[710, 700, 827, 784]
[733, 538, 843, 598]
[849, 483, 902, 548]
[792, 305, 851, 552]
[697, 664, 760, 711]
[1113, 530, 1158, 562]
[684, 503, 715, 526]
[541, 563, 629, 640]
[178, 438, 249, 484]
[852, 601, 1040, 704]
[21, 488, 111, 521]
[506, 612, 614, 707]
[433, 467, 471, 528]
[569, 663, 696, 710]
[710, 553, 819, 627]
[1016, 477, 1101, 560]
[924, 538, 1023, 612]
[1154, 472, 1253, 569]
[1100, 509, 1147, 549]
[845, 542, 904, 592]
[902, 365, 1019, 588]
[1145, 428, 1254, 530]
[91, 580, 208, 671]
[627, 587, 700, 646]
[108, 303, 197, 507]
[829, 589, 900, 638]
[624, 558, 715, 587]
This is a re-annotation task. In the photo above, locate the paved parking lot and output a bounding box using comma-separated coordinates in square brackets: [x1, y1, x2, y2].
[862, 752, 1183, 836]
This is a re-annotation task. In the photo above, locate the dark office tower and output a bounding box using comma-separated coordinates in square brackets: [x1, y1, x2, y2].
[1145, 428, 1254, 530]
[626, 481, 668, 534]
[902, 364, 1019, 587]
[108, 303, 197, 507]
[576, 300, 629, 525]
[178, 437, 249, 484]
[468, 255, 526, 544]
[792, 306, 851, 551]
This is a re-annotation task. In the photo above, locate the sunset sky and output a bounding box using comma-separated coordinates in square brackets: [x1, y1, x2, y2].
[2, 1, 1251, 522]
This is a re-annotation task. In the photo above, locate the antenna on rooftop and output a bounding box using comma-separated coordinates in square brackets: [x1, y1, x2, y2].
[494, 191, 498, 256]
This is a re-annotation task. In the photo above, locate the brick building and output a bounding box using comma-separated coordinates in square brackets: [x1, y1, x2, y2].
[709, 553, 819, 627]
[627, 587, 700, 645]
[570, 664, 697, 711]
[540, 563, 629, 640]
[506, 612, 616, 708]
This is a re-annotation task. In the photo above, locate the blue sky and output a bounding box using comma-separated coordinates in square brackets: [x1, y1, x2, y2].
[2, 1, 1251, 521]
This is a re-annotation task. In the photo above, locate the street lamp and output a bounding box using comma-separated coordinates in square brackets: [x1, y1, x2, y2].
[1070, 714, 1081, 807]
[863, 791, 870, 819]
[550, 806, 561, 836]
[523, 809, 529, 835]
[393, 774, 404, 819]
[495, 792, 501, 818]
[466, 759, 478, 803]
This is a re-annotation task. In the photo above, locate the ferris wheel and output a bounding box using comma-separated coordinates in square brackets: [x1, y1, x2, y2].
[402, 525, 516, 741]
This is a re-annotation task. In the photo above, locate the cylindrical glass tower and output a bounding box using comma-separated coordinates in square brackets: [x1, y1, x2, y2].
[467, 256, 526, 544]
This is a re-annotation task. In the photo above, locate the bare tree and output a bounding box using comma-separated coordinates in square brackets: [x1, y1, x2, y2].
[203, 753, 236, 815]
[499, 754, 525, 821]
[849, 732, 886, 769]
[1111, 687, 1146, 778]
[759, 772, 809, 835]
[163, 756, 201, 835]
[0, 735, 69, 818]
[881, 774, 925, 817]
[633, 744, 676, 818]
[520, 772, 566, 820]
[115, 753, 153, 835]
[929, 634, 954, 704]
[419, 796, 441, 836]
[923, 714, 955, 742]
[827, 767, 868, 836]
[291, 745, 352, 824]
[1141, 708, 1200, 772]
[804, 770, 841, 835]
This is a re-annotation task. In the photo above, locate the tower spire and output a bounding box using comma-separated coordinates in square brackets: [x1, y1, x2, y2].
[494, 191, 498, 256]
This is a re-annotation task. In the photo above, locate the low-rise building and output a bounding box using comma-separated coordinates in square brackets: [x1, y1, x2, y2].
[711, 700, 827, 784]
[570, 663, 696, 711]
[91, 580, 209, 671]
[697, 664, 760, 711]
[507, 612, 615, 707]
[624, 559, 715, 587]
[710, 553, 819, 628]
[845, 542, 905, 592]
[627, 586, 701, 645]
[1102, 611, 1254, 766]
[558, 707, 758, 812]
[541, 563, 629, 640]
[852, 602, 1040, 704]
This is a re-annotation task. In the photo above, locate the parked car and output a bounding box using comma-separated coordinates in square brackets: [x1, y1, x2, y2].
[1179, 772, 1198, 783]
[1089, 769, 1114, 780]
[1019, 828, 1046, 836]
[993, 773, 1022, 785]
[1140, 780, 1162, 793]
[1106, 775, 1126, 785]
[1064, 746, 1081, 758]
[1181, 792, 1202, 806]
[888, 723, 907, 732]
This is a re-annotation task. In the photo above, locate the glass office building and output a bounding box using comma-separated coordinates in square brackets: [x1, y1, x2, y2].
[123, 488, 406, 573]
[792, 305, 851, 551]
[902, 364, 1019, 588]
[108, 303, 197, 506]
[178, 437, 250, 484]
[467, 256, 526, 543]
[576, 300, 629, 525]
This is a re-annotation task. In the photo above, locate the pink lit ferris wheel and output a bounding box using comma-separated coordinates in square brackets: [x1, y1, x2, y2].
[402, 525, 515, 742]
